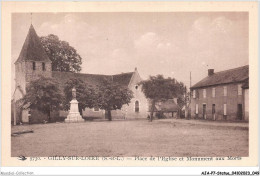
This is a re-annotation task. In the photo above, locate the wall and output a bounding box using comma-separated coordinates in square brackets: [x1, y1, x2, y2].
[76, 70, 149, 120]
[82, 108, 105, 119]
[25, 61, 52, 86]
[15, 62, 26, 93]
[244, 89, 249, 121]
[191, 83, 244, 121]
[124, 71, 148, 119]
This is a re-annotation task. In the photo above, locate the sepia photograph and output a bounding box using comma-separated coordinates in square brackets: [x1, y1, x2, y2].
[1, 2, 258, 172]
[10, 11, 249, 158]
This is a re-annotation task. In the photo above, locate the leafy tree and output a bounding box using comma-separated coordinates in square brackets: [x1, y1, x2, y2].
[22, 76, 63, 122]
[139, 75, 186, 122]
[96, 79, 133, 121]
[63, 78, 96, 115]
[40, 34, 82, 72]
[176, 82, 187, 109]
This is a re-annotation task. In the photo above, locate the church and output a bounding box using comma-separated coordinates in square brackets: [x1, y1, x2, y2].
[12, 24, 149, 124]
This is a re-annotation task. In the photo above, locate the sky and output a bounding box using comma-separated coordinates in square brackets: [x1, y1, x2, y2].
[12, 12, 248, 93]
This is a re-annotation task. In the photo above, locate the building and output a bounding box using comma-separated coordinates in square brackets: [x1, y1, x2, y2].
[12, 24, 148, 124]
[149, 99, 180, 119]
[190, 66, 249, 121]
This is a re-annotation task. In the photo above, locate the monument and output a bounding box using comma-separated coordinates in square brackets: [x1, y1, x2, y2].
[65, 87, 84, 122]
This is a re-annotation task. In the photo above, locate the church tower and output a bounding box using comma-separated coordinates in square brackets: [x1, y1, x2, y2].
[14, 24, 52, 94]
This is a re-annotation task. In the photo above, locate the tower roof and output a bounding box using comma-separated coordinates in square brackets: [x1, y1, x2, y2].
[15, 24, 51, 64]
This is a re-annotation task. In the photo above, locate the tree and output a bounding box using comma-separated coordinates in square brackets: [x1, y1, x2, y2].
[40, 34, 82, 72]
[22, 76, 63, 122]
[139, 75, 186, 122]
[96, 79, 133, 121]
[63, 78, 96, 115]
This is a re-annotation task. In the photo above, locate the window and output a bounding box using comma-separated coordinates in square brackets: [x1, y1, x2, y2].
[193, 90, 196, 98]
[93, 107, 99, 112]
[238, 84, 242, 95]
[203, 89, 206, 98]
[42, 62, 46, 71]
[223, 86, 227, 96]
[135, 85, 138, 90]
[195, 104, 198, 114]
[32, 62, 36, 70]
[224, 104, 227, 115]
[212, 88, 215, 98]
[135, 101, 139, 112]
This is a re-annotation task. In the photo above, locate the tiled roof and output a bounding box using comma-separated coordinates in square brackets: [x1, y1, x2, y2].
[112, 72, 134, 87]
[149, 99, 180, 112]
[52, 71, 134, 88]
[15, 25, 51, 64]
[191, 65, 249, 89]
[242, 78, 249, 89]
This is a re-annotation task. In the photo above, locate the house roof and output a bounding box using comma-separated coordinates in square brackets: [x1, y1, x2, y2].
[149, 99, 180, 112]
[159, 99, 180, 112]
[15, 24, 51, 64]
[52, 71, 134, 89]
[242, 78, 249, 89]
[191, 65, 249, 89]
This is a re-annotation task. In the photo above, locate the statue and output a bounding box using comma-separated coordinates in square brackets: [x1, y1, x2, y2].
[72, 87, 76, 99]
[65, 87, 84, 123]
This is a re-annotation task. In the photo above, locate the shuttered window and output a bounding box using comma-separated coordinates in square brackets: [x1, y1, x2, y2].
[195, 104, 198, 114]
[224, 104, 227, 115]
[193, 90, 196, 98]
[238, 84, 242, 95]
[212, 88, 215, 97]
[203, 89, 206, 98]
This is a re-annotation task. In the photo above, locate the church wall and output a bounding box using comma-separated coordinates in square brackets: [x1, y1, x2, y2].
[125, 71, 149, 119]
[15, 62, 26, 93]
[25, 61, 52, 85]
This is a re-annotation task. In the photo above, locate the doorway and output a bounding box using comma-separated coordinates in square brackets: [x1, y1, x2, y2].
[237, 104, 243, 120]
[203, 104, 206, 119]
[212, 104, 216, 120]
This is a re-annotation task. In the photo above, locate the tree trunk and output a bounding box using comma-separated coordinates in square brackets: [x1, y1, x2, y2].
[79, 107, 83, 116]
[108, 110, 112, 121]
[48, 106, 51, 122]
[48, 110, 51, 122]
[150, 99, 156, 122]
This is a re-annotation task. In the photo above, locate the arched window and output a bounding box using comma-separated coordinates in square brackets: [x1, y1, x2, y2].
[32, 62, 36, 70]
[42, 62, 46, 71]
[135, 101, 139, 112]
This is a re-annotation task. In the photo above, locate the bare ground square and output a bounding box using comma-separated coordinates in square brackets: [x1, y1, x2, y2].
[11, 119, 248, 157]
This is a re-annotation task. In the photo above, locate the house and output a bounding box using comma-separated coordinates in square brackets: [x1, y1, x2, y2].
[148, 98, 180, 118]
[190, 66, 249, 121]
[12, 24, 149, 124]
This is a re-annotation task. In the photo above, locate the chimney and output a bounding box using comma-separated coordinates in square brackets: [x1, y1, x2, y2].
[208, 69, 214, 76]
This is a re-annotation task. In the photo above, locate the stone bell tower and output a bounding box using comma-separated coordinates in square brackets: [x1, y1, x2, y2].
[12, 24, 52, 125]
[14, 24, 52, 94]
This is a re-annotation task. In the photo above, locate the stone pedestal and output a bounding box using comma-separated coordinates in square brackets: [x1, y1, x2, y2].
[65, 99, 84, 123]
